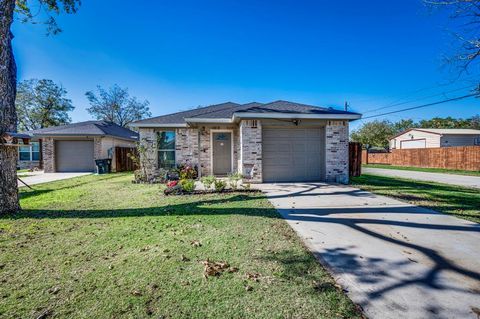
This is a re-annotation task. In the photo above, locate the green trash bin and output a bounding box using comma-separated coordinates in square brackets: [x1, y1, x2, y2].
[95, 159, 112, 174]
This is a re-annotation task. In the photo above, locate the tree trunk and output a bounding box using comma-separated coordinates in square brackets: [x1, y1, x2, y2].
[0, 0, 20, 214]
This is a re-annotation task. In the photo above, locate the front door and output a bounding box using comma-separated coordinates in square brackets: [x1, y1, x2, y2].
[212, 132, 232, 175]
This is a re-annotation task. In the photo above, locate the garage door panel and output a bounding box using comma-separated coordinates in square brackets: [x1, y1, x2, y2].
[263, 127, 325, 182]
[56, 140, 95, 172]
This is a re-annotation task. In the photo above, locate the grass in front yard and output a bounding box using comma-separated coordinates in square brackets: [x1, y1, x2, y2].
[352, 174, 480, 223]
[363, 164, 480, 176]
[0, 173, 360, 319]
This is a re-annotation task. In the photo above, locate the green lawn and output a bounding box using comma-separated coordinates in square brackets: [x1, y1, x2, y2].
[0, 173, 360, 319]
[363, 164, 480, 176]
[351, 174, 480, 223]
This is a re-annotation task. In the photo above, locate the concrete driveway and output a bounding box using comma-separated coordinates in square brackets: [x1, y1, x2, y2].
[363, 167, 480, 189]
[18, 172, 92, 187]
[257, 183, 480, 319]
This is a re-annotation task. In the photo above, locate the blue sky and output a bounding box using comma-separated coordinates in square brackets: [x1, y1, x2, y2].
[13, 0, 479, 131]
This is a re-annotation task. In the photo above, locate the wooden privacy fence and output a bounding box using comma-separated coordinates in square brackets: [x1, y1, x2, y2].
[349, 142, 362, 177]
[115, 147, 138, 172]
[362, 146, 480, 171]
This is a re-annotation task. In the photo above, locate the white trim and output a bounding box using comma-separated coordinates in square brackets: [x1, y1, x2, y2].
[129, 123, 188, 128]
[184, 118, 233, 123]
[131, 112, 361, 127]
[232, 112, 362, 121]
[210, 129, 234, 176]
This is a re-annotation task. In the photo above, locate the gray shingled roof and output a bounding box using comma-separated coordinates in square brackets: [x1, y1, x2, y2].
[132, 102, 241, 125]
[25, 121, 139, 141]
[132, 100, 360, 125]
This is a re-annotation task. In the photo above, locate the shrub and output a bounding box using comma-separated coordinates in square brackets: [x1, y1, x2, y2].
[201, 175, 216, 190]
[242, 182, 251, 190]
[228, 172, 243, 190]
[164, 169, 179, 181]
[180, 179, 196, 193]
[177, 164, 198, 180]
[214, 179, 227, 192]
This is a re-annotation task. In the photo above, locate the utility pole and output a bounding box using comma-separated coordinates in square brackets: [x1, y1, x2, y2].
[344, 101, 349, 111]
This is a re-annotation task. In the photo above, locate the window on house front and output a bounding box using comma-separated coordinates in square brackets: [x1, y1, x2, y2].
[158, 131, 175, 169]
[18, 142, 40, 161]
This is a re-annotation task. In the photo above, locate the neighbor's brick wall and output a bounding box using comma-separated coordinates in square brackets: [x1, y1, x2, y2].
[325, 120, 349, 183]
[42, 137, 55, 173]
[17, 161, 40, 170]
[94, 137, 102, 160]
[240, 120, 262, 182]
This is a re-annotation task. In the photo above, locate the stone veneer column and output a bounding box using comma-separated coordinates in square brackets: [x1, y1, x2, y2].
[138, 128, 159, 181]
[240, 120, 262, 182]
[325, 120, 349, 183]
[42, 137, 55, 173]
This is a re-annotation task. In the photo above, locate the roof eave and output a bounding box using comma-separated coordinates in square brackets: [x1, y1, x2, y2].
[29, 133, 138, 141]
[232, 112, 362, 121]
[129, 123, 188, 128]
[184, 118, 233, 124]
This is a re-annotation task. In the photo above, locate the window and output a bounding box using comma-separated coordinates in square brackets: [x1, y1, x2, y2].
[32, 142, 40, 160]
[18, 142, 40, 161]
[158, 131, 175, 169]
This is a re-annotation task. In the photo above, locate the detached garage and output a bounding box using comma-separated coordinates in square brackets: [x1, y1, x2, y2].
[390, 128, 480, 150]
[25, 121, 138, 173]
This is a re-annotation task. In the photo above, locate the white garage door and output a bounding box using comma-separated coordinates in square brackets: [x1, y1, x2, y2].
[400, 139, 426, 149]
[263, 127, 325, 182]
[55, 140, 95, 172]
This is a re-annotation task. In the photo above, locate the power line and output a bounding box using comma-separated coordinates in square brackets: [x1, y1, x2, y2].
[352, 75, 478, 105]
[361, 93, 477, 120]
[362, 84, 477, 114]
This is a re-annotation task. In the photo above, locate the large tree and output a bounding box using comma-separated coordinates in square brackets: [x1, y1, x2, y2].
[86, 85, 151, 127]
[350, 120, 395, 149]
[16, 79, 74, 131]
[0, 0, 80, 214]
[426, 0, 480, 92]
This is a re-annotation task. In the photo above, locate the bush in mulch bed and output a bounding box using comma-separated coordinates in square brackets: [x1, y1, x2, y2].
[163, 173, 259, 196]
[165, 188, 261, 196]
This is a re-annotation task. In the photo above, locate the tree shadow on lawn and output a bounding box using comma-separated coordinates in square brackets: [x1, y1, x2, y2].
[9, 183, 480, 316]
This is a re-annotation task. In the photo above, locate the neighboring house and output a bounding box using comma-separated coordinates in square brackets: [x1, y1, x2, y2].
[390, 128, 480, 150]
[130, 100, 361, 183]
[21, 121, 138, 172]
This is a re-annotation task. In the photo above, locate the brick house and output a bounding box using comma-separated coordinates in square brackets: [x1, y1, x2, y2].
[130, 100, 361, 183]
[23, 121, 138, 172]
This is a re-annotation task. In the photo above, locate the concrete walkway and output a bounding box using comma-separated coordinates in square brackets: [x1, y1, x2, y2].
[257, 183, 480, 319]
[18, 172, 92, 187]
[363, 167, 480, 189]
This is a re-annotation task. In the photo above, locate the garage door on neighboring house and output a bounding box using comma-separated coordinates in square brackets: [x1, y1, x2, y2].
[262, 127, 325, 182]
[55, 140, 95, 172]
[400, 139, 426, 149]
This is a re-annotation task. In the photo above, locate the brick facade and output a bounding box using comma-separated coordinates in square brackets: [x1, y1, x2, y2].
[138, 119, 349, 184]
[176, 128, 199, 169]
[41, 136, 136, 173]
[239, 120, 262, 182]
[325, 120, 349, 183]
